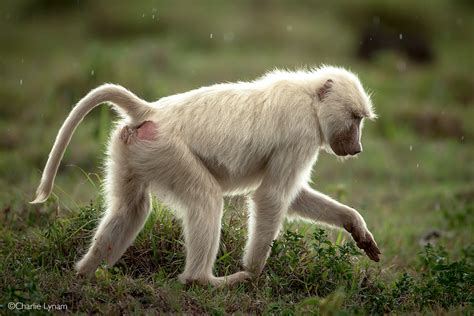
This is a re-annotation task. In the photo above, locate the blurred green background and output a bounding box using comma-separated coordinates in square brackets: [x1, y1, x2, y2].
[0, 0, 473, 313]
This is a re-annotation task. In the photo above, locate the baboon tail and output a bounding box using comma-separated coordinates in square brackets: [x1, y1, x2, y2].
[30, 83, 152, 204]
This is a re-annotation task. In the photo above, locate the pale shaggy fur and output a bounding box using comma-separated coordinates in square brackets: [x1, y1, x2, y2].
[32, 65, 380, 286]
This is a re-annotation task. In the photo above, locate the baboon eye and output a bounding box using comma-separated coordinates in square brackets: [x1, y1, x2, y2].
[352, 113, 363, 120]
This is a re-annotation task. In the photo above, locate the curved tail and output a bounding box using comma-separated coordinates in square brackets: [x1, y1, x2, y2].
[30, 83, 152, 204]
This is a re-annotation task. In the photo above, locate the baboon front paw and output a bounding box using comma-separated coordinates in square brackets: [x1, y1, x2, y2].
[345, 223, 381, 262]
[223, 271, 253, 286]
[178, 271, 253, 287]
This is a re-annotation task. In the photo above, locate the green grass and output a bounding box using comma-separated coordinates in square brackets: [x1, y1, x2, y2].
[0, 0, 473, 314]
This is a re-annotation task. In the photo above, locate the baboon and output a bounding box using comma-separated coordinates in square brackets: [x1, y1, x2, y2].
[32, 66, 381, 286]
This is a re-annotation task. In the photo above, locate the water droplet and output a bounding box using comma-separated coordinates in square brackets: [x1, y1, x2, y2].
[409, 145, 413, 151]
[19, 79, 23, 85]
[210, 33, 213, 39]
[399, 33, 403, 40]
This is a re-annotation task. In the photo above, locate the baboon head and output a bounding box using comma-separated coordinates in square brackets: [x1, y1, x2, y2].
[315, 68, 376, 157]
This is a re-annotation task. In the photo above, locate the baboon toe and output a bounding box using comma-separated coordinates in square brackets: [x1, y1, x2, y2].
[356, 234, 381, 262]
[223, 271, 253, 286]
[362, 242, 381, 262]
[178, 271, 253, 287]
[347, 224, 381, 262]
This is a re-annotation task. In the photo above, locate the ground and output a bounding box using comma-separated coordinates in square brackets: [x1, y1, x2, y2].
[0, 0, 473, 314]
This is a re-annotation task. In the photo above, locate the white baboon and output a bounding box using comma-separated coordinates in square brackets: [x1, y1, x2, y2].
[32, 66, 381, 286]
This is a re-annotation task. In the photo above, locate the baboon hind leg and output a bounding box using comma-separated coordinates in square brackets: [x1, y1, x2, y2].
[75, 175, 151, 276]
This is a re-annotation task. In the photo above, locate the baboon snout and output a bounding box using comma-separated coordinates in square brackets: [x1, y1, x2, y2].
[348, 143, 362, 156]
[330, 122, 362, 157]
[331, 142, 362, 156]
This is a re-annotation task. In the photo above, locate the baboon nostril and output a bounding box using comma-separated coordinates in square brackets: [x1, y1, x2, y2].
[352, 144, 362, 155]
[350, 148, 362, 155]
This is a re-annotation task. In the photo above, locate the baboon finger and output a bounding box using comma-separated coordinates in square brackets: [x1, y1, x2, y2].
[363, 243, 381, 262]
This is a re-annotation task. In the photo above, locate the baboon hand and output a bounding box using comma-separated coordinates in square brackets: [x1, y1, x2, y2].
[344, 222, 381, 262]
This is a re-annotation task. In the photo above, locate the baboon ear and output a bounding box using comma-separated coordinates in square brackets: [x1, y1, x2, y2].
[317, 79, 334, 101]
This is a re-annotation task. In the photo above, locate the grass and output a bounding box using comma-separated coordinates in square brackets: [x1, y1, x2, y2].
[1, 204, 472, 314]
[0, 0, 473, 314]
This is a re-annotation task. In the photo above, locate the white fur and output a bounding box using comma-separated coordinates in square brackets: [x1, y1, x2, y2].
[32, 65, 380, 286]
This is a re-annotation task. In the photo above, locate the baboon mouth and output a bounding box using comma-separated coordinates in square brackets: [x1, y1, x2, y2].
[330, 143, 349, 156]
[331, 143, 361, 157]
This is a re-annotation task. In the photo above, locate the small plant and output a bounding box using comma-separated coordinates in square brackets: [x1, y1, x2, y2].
[266, 229, 361, 297]
[1, 204, 472, 314]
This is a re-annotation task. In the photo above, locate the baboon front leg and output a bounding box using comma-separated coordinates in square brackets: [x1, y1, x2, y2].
[243, 149, 317, 278]
[75, 181, 151, 276]
[289, 186, 381, 261]
[149, 143, 252, 286]
[243, 188, 287, 276]
[178, 194, 224, 285]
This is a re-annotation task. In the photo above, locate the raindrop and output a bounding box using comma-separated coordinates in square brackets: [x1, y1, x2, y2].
[152, 14, 155, 19]
[210, 33, 213, 39]
[399, 33, 403, 40]
[19, 79, 23, 85]
[91, 70, 95, 76]
[409, 145, 413, 151]
[416, 163, 419, 168]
